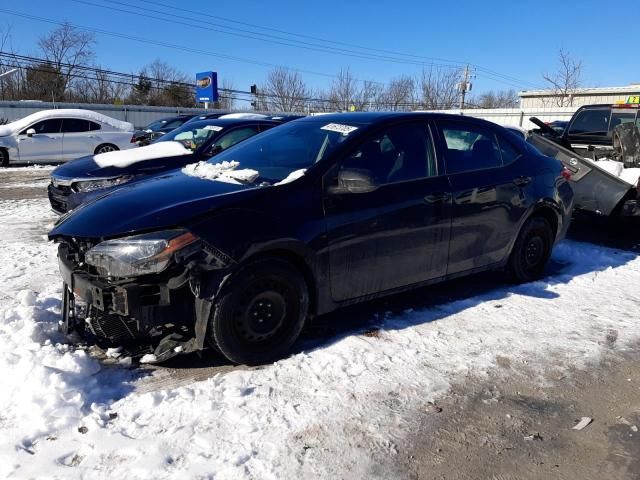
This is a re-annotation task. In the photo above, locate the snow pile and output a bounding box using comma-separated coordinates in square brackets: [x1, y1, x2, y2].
[274, 169, 306, 185]
[93, 141, 192, 168]
[3, 183, 640, 477]
[593, 158, 640, 185]
[182, 160, 259, 184]
[0, 109, 133, 136]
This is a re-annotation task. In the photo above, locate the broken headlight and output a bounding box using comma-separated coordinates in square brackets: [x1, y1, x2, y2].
[73, 175, 134, 193]
[85, 229, 198, 277]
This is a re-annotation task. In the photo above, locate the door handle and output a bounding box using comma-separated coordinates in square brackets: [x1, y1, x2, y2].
[424, 192, 451, 204]
[513, 176, 532, 187]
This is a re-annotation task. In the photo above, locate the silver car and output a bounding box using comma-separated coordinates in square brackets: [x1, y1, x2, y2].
[0, 109, 136, 166]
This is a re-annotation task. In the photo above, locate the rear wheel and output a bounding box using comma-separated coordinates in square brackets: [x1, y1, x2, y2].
[94, 143, 119, 154]
[208, 259, 309, 365]
[0, 149, 8, 167]
[508, 216, 554, 283]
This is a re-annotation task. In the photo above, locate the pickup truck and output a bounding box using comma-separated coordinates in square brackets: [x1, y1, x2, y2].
[531, 101, 640, 166]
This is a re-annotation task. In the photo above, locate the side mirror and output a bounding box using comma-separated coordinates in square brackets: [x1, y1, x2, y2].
[26, 128, 36, 137]
[328, 168, 379, 194]
[207, 144, 223, 157]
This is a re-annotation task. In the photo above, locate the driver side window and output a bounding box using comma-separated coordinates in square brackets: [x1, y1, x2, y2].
[341, 122, 436, 185]
[21, 118, 62, 135]
[211, 127, 259, 152]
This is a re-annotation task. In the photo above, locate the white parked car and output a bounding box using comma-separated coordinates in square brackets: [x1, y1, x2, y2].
[0, 109, 136, 166]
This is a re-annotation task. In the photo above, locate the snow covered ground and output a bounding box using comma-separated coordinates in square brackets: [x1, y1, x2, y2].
[1, 169, 640, 479]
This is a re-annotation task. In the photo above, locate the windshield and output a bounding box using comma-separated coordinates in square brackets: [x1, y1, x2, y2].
[156, 120, 225, 151]
[201, 120, 360, 182]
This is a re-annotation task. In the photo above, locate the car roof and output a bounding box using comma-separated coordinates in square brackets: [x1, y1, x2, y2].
[179, 118, 282, 128]
[297, 111, 506, 128]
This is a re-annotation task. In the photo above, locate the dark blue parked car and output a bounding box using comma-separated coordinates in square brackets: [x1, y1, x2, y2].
[49, 112, 573, 365]
[48, 117, 282, 213]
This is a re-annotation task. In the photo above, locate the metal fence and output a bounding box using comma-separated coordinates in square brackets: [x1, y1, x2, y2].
[0, 100, 226, 129]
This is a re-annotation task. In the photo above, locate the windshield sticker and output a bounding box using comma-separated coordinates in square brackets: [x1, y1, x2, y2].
[203, 125, 224, 132]
[320, 123, 358, 136]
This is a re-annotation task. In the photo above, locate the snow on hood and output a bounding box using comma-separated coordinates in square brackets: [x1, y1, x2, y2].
[594, 159, 640, 185]
[0, 109, 133, 137]
[182, 160, 259, 184]
[219, 113, 268, 120]
[93, 141, 192, 168]
[274, 169, 306, 185]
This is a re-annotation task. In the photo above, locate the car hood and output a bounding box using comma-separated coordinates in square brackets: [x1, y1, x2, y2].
[48, 170, 260, 239]
[51, 149, 197, 180]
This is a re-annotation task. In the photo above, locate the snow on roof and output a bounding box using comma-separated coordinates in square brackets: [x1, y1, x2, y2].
[218, 113, 268, 120]
[93, 141, 192, 168]
[0, 109, 133, 137]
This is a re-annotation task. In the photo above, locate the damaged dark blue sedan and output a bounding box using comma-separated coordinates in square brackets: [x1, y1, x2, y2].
[49, 112, 574, 365]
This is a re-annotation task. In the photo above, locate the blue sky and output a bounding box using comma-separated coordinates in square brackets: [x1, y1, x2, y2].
[1, 0, 639, 97]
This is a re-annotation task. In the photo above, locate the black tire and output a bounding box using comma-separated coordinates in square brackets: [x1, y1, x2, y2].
[208, 258, 309, 365]
[0, 149, 8, 168]
[508, 216, 554, 283]
[94, 143, 119, 154]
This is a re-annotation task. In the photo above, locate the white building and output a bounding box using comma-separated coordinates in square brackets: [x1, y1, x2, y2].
[519, 84, 640, 109]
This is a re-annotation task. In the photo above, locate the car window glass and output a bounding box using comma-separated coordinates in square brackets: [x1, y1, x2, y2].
[440, 122, 502, 174]
[568, 109, 610, 135]
[89, 121, 101, 131]
[212, 127, 260, 151]
[61, 118, 90, 133]
[610, 110, 636, 130]
[497, 135, 521, 165]
[22, 118, 62, 135]
[164, 119, 187, 129]
[341, 123, 436, 184]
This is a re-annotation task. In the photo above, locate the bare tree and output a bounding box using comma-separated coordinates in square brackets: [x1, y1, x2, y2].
[418, 67, 461, 110]
[542, 49, 583, 107]
[128, 59, 194, 107]
[260, 67, 309, 112]
[375, 75, 415, 111]
[470, 89, 520, 109]
[328, 67, 379, 111]
[216, 78, 236, 110]
[37, 22, 96, 99]
[74, 67, 128, 104]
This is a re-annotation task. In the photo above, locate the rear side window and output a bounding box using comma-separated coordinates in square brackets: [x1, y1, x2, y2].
[61, 118, 90, 133]
[568, 109, 610, 135]
[89, 121, 101, 131]
[438, 121, 502, 174]
[497, 135, 521, 165]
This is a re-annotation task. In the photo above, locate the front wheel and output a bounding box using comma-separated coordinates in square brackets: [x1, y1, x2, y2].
[508, 216, 554, 283]
[0, 149, 8, 167]
[208, 259, 309, 365]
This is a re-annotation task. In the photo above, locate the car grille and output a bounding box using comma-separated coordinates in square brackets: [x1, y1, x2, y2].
[48, 184, 72, 213]
[88, 313, 140, 345]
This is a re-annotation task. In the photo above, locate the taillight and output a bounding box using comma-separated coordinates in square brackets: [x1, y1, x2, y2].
[561, 166, 572, 181]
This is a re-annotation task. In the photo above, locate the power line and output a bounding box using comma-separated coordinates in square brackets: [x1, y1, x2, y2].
[0, 51, 486, 109]
[72, 0, 542, 90]
[0, 7, 390, 87]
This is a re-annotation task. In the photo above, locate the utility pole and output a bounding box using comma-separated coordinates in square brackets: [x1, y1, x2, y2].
[458, 65, 473, 110]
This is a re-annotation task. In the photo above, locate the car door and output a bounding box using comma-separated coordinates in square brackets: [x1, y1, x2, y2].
[434, 119, 529, 275]
[61, 118, 96, 160]
[16, 118, 63, 162]
[324, 121, 451, 302]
